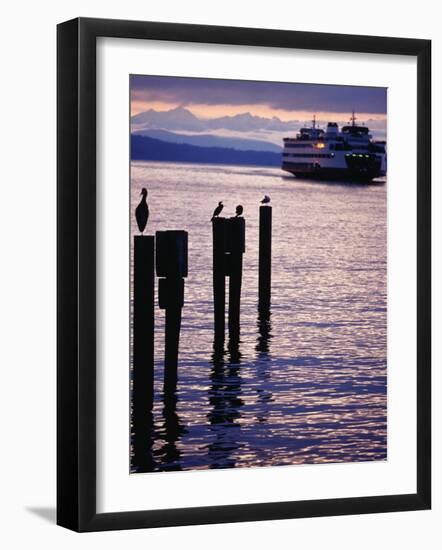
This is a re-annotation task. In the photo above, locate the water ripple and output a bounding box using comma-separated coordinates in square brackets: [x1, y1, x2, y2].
[130, 162, 387, 473]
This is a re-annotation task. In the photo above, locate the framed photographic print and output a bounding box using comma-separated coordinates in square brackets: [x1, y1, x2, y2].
[57, 18, 431, 532]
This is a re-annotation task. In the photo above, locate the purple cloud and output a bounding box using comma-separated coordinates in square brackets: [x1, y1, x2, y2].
[131, 75, 387, 114]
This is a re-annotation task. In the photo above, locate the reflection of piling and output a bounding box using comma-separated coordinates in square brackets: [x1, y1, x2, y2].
[156, 230, 188, 397]
[212, 218, 226, 349]
[160, 393, 186, 471]
[256, 309, 272, 355]
[132, 236, 155, 415]
[259, 205, 272, 312]
[207, 348, 244, 469]
[131, 410, 156, 473]
[226, 217, 245, 346]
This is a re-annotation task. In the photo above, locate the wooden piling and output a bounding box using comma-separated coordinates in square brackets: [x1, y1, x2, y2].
[258, 205, 272, 312]
[226, 217, 245, 346]
[159, 277, 184, 395]
[156, 230, 188, 397]
[212, 218, 226, 348]
[132, 235, 155, 425]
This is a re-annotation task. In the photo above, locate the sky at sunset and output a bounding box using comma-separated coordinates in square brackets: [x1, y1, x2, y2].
[130, 75, 387, 145]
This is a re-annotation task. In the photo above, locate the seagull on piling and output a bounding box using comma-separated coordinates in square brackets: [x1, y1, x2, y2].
[235, 205, 243, 217]
[135, 188, 149, 234]
[261, 195, 271, 205]
[211, 201, 224, 221]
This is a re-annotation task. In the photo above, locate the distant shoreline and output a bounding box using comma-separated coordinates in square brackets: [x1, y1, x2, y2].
[131, 158, 283, 170]
[131, 134, 281, 168]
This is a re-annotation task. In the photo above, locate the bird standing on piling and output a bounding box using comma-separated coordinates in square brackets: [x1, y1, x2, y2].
[261, 195, 271, 205]
[135, 188, 149, 234]
[211, 201, 224, 221]
[235, 205, 243, 217]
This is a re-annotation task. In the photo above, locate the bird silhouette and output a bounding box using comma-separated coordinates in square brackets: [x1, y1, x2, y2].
[235, 205, 243, 217]
[135, 188, 149, 234]
[261, 195, 271, 204]
[211, 201, 224, 221]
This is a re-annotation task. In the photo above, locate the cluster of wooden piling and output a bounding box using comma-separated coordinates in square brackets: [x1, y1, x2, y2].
[212, 205, 272, 348]
[132, 203, 272, 460]
[212, 217, 246, 349]
[133, 231, 188, 408]
[132, 229, 188, 452]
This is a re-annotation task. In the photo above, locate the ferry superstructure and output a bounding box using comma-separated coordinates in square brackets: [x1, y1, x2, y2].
[282, 113, 386, 182]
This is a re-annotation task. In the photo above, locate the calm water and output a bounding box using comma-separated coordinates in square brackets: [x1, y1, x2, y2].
[130, 161, 387, 473]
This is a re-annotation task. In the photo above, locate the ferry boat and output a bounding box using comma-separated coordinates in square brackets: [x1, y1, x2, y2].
[282, 112, 387, 182]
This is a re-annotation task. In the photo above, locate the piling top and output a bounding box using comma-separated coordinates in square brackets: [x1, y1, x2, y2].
[134, 234, 155, 242]
[156, 230, 188, 277]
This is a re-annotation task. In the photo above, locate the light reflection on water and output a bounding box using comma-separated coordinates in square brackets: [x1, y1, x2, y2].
[130, 161, 387, 472]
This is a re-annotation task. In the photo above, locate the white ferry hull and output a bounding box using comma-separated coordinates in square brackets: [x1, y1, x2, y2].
[282, 153, 385, 182]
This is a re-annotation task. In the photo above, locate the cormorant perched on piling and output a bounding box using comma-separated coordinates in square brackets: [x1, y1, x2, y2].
[261, 195, 271, 205]
[135, 188, 149, 234]
[211, 201, 224, 221]
[235, 205, 243, 217]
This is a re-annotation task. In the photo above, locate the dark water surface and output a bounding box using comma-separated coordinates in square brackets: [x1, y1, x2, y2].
[130, 161, 387, 472]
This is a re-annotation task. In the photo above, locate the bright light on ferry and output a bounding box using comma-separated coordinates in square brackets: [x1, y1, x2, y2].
[315, 143, 325, 149]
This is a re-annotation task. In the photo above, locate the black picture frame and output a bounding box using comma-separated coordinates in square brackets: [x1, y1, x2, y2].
[57, 17, 431, 532]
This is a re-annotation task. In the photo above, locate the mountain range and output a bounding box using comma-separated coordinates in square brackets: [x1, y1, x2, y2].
[131, 106, 299, 134]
